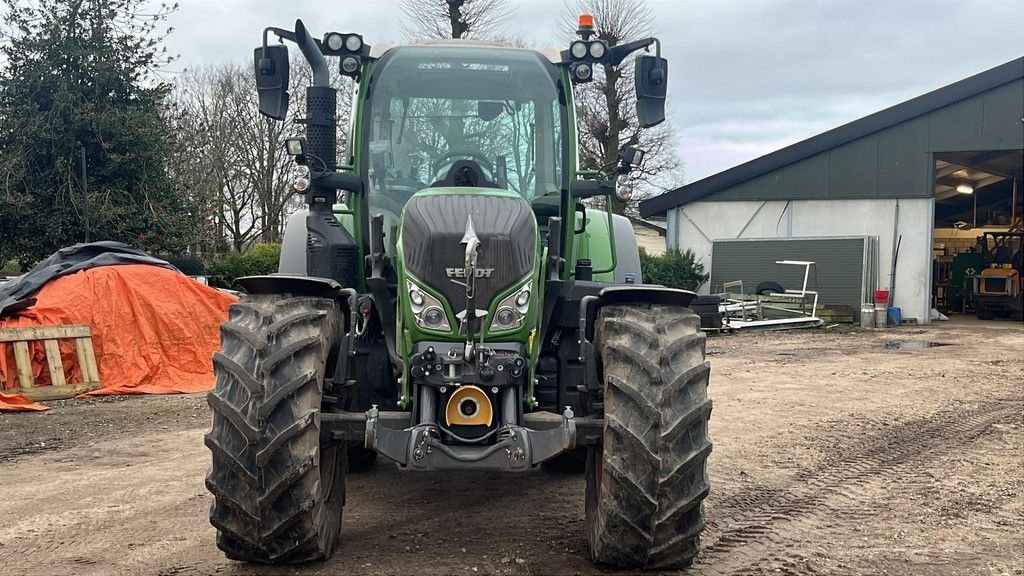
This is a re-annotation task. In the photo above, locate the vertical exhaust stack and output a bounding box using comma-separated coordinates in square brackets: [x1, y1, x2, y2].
[293, 20, 359, 287]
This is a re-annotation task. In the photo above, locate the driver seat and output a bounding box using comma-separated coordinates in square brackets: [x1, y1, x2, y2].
[429, 160, 500, 189]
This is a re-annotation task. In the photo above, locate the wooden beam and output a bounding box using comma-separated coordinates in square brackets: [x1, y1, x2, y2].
[7, 383, 99, 402]
[42, 340, 66, 388]
[12, 341, 34, 389]
[74, 337, 100, 386]
[0, 325, 91, 343]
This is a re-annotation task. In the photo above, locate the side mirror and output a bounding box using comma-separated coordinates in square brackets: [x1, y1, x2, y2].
[635, 55, 668, 128]
[253, 44, 290, 121]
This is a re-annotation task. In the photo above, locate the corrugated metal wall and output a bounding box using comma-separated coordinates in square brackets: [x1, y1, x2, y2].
[702, 78, 1024, 204]
[711, 237, 875, 316]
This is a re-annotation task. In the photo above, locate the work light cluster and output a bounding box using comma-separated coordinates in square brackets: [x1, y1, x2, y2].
[321, 32, 365, 78]
[567, 39, 609, 84]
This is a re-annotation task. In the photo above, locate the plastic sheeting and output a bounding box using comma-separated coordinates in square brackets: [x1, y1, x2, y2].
[0, 241, 176, 317]
[0, 265, 236, 400]
[0, 391, 48, 412]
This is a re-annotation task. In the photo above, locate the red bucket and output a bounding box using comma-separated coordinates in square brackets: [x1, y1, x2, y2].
[874, 289, 890, 304]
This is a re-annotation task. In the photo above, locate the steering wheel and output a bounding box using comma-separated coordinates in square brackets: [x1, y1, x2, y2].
[431, 149, 493, 176]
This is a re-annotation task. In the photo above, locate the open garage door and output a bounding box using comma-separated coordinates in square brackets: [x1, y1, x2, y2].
[932, 149, 1023, 318]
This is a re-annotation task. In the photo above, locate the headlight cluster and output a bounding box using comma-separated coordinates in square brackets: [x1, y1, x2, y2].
[408, 280, 450, 331]
[567, 38, 608, 84]
[321, 32, 365, 78]
[489, 283, 531, 332]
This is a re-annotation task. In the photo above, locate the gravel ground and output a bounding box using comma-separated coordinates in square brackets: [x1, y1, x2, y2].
[1, 316, 1021, 575]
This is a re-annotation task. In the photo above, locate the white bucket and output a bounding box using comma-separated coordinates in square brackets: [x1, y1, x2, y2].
[860, 305, 876, 328]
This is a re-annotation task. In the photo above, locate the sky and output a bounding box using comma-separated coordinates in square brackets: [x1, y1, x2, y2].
[165, 0, 1024, 186]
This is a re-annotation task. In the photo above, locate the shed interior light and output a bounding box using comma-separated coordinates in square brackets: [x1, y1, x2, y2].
[956, 184, 974, 194]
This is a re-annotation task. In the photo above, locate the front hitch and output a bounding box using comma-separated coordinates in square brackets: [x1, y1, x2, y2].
[365, 406, 577, 472]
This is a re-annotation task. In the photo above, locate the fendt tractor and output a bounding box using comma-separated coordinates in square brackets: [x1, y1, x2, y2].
[204, 14, 713, 570]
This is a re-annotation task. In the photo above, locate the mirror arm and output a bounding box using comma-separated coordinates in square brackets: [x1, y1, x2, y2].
[314, 171, 363, 194]
[576, 168, 606, 180]
[262, 22, 329, 87]
[607, 37, 660, 67]
[263, 26, 295, 48]
[571, 179, 615, 199]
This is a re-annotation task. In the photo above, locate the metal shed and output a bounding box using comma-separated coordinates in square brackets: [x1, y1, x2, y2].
[641, 57, 1024, 324]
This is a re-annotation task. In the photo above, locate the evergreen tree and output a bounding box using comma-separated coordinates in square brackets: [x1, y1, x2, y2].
[0, 0, 195, 268]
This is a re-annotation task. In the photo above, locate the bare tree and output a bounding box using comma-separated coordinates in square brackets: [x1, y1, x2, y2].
[169, 56, 355, 254]
[561, 0, 680, 215]
[400, 0, 513, 40]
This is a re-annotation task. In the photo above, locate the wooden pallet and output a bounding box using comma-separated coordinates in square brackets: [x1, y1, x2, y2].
[0, 325, 101, 401]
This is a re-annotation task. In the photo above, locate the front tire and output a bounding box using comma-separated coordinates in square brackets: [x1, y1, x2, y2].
[586, 304, 713, 570]
[205, 295, 345, 563]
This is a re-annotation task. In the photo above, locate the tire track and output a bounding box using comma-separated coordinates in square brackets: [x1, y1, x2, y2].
[696, 399, 1023, 575]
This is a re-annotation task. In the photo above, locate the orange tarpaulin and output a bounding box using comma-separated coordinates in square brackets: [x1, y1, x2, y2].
[0, 265, 236, 398]
[0, 391, 48, 411]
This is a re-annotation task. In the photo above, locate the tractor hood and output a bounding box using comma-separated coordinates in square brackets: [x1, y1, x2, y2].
[400, 188, 537, 327]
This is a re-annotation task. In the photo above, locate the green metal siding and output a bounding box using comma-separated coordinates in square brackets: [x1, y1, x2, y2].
[979, 79, 1024, 148]
[876, 116, 930, 196]
[711, 237, 871, 317]
[928, 96, 985, 151]
[828, 137, 876, 198]
[701, 78, 1023, 203]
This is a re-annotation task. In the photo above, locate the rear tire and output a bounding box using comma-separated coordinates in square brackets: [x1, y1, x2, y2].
[205, 295, 345, 563]
[586, 304, 713, 570]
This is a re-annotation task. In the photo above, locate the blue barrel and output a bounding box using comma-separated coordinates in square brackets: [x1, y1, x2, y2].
[887, 307, 902, 327]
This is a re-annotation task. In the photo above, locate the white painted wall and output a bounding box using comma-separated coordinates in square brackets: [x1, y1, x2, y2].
[674, 198, 933, 324]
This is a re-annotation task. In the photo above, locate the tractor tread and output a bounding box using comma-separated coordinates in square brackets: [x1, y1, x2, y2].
[206, 294, 345, 564]
[586, 303, 712, 570]
[212, 351, 263, 396]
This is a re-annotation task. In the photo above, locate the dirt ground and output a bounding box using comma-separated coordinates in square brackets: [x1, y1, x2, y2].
[1, 316, 1021, 576]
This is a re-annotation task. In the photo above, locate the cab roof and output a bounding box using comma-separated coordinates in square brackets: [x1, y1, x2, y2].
[370, 39, 562, 64]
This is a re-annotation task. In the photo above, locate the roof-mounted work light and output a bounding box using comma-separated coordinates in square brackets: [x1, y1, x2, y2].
[565, 13, 609, 83]
[321, 32, 366, 78]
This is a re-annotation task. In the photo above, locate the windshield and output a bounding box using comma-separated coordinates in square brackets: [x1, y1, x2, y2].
[363, 46, 567, 211]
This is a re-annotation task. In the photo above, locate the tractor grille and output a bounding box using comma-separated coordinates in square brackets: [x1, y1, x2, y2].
[401, 193, 536, 312]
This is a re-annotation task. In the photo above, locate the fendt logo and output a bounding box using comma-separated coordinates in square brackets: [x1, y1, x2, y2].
[446, 268, 494, 279]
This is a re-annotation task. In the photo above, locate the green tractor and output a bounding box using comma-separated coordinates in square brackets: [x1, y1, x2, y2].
[205, 16, 712, 570]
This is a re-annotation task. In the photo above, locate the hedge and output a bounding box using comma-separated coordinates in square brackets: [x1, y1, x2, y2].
[206, 244, 282, 290]
[638, 247, 708, 291]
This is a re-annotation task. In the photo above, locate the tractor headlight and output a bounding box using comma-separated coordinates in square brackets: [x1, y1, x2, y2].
[422, 307, 447, 329]
[344, 34, 363, 53]
[340, 55, 361, 75]
[572, 62, 592, 82]
[408, 280, 450, 331]
[515, 289, 530, 308]
[569, 41, 588, 60]
[489, 282, 531, 332]
[325, 33, 345, 51]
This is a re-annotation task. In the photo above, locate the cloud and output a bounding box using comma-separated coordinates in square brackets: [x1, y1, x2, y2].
[164, 0, 1024, 185]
